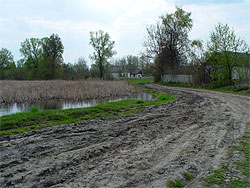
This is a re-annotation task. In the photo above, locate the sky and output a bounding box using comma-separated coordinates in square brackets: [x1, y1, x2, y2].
[0, 0, 249, 66]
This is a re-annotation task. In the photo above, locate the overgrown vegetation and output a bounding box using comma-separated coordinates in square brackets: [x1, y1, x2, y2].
[203, 122, 250, 187]
[0, 80, 140, 103]
[207, 23, 249, 86]
[143, 7, 193, 82]
[142, 7, 249, 86]
[0, 79, 176, 135]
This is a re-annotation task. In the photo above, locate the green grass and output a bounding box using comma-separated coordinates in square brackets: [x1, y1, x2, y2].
[166, 172, 195, 188]
[127, 78, 153, 85]
[127, 78, 160, 97]
[183, 172, 194, 181]
[0, 79, 175, 135]
[203, 122, 250, 187]
[167, 179, 184, 188]
[157, 82, 250, 96]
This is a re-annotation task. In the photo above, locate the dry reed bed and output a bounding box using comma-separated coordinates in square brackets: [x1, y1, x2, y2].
[0, 80, 140, 104]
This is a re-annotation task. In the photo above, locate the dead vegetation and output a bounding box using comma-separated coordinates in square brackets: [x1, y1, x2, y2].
[0, 80, 139, 104]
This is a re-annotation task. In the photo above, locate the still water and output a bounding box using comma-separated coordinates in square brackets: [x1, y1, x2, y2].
[0, 93, 153, 117]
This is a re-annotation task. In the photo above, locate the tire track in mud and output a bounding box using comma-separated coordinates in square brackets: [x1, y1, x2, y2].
[0, 83, 249, 188]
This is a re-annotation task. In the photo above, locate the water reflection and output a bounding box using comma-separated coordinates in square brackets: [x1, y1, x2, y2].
[0, 93, 153, 116]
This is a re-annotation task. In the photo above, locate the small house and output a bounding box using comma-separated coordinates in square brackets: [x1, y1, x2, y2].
[129, 70, 142, 79]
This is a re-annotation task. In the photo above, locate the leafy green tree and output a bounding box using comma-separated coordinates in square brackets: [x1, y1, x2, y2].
[74, 57, 89, 79]
[61, 62, 75, 80]
[0, 48, 14, 69]
[89, 30, 116, 78]
[19, 34, 64, 80]
[20, 38, 43, 79]
[0, 48, 16, 79]
[42, 34, 64, 79]
[126, 55, 139, 70]
[139, 54, 153, 76]
[189, 40, 211, 84]
[15, 59, 26, 80]
[207, 23, 249, 86]
[90, 63, 100, 78]
[144, 7, 193, 82]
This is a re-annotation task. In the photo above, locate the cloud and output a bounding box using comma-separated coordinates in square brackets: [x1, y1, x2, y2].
[184, 0, 250, 43]
[0, 0, 249, 65]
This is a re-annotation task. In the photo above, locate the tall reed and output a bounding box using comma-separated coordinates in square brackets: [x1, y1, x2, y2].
[0, 80, 139, 103]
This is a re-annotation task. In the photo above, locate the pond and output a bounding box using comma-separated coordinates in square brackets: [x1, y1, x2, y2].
[0, 93, 153, 117]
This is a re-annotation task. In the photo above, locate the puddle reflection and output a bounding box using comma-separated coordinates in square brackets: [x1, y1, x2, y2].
[0, 93, 153, 116]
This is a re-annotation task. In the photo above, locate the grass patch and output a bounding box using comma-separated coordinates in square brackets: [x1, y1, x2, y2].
[183, 172, 194, 181]
[127, 78, 160, 97]
[167, 179, 184, 188]
[127, 78, 153, 85]
[166, 172, 195, 187]
[203, 122, 250, 187]
[157, 82, 250, 96]
[0, 79, 176, 135]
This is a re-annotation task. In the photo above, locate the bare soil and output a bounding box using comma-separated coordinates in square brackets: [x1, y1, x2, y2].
[0, 83, 249, 188]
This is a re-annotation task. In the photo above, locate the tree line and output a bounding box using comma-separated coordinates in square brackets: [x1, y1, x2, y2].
[0, 31, 148, 80]
[1, 7, 249, 86]
[143, 7, 249, 86]
[0, 32, 143, 80]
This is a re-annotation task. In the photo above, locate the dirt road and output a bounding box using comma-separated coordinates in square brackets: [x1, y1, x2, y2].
[0, 83, 249, 188]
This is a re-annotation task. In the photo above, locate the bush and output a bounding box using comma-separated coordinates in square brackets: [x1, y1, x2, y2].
[136, 100, 144, 104]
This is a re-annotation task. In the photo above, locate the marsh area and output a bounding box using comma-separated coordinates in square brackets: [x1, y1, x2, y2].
[0, 92, 153, 116]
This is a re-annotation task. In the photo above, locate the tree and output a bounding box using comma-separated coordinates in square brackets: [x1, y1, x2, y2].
[74, 57, 89, 79]
[89, 30, 116, 78]
[20, 38, 43, 79]
[143, 7, 193, 82]
[207, 23, 249, 86]
[0, 48, 16, 79]
[15, 59, 26, 80]
[189, 40, 211, 84]
[42, 34, 64, 79]
[126, 55, 139, 70]
[20, 34, 64, 80]
[0, 48, 14, 69]
[90, 63, 100, 78]
[139, 53, 154, 76]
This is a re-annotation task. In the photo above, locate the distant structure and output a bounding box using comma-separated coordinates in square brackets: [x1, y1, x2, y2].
[109, 66, 143, 79]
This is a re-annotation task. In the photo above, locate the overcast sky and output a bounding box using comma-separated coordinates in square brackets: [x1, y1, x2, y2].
[1, 0, 249, 65]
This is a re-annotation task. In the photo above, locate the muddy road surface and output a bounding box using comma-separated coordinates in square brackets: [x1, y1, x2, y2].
[0, 83, 249, 188]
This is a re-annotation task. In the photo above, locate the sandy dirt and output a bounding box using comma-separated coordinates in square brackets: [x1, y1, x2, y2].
[0, 83, 249, 188]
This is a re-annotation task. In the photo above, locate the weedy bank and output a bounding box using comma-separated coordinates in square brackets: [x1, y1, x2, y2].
[0, 80, 140, 104]
[0, 79, 176, 135]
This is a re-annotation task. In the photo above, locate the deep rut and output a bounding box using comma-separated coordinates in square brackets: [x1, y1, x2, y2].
[0, 83, 249, 188]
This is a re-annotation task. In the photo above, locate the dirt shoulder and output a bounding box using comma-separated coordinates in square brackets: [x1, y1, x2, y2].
[0, 83, 249, 188]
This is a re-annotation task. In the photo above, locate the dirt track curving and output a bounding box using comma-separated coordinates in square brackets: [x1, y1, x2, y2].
[0, 83, 249, 188]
